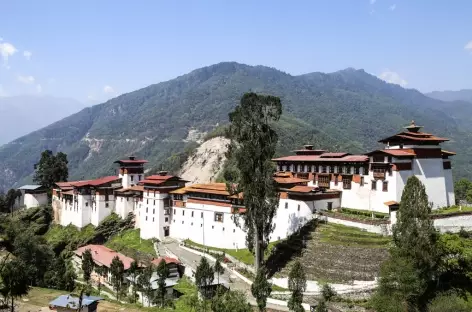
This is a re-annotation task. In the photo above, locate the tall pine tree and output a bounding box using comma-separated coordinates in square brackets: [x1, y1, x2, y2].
[374, 176, 439, 311]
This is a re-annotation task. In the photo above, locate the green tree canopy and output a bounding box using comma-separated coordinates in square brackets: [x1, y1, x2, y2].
[195, 257, 214, 300]
[211, 290, 253, 312]
[110, 256, 125, 300]
[155, 260, 169, 307]
[33, 150, 69, 190]
[0, 258, 30, 312]
[288, 261, 307, 312]
[81, 248, 94, 284]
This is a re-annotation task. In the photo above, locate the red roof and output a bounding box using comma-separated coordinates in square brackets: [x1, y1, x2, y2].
[273, 154, 368, 162]
[151, 256, 180, 266]
[274, 177, 311, 184]
[320, 152, 350, 158]
[73, 176, 120, 187]
[75, 245, 135, 270]
[146, 175, 174, 180]
[287, 185, 318, 193]
[366, 149, 416, 157]
[378, 131, 449, 144]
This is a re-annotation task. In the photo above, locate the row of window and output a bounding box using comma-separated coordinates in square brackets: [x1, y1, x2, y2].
[173, 208, 225, 223]
[172, 219, 236, 231]
[144, 216, 169, 222]
[279, 164, 370, 176]
[129, 175, 143, 182]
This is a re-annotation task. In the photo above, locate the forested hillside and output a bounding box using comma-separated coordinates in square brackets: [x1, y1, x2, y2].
[1, 62, 472, 191]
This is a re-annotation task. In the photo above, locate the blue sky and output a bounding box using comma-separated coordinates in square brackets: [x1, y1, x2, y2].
[1, 0, 471, 103]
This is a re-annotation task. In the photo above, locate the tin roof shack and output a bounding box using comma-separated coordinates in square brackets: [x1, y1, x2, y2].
[14, 184, 48, 209]
[49, 294, 102, 312]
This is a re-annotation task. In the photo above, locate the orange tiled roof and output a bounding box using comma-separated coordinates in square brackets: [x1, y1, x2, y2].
[287, 185, 318, 193]
[274, 177, 311, 184]
[272, 154, 369, 162]
[366, 149, 416, 157]
[151, 256, 180, 266]
[75, 245, 135, 270]
[384, 201, 399, 206]
[73, 176, 120, 187]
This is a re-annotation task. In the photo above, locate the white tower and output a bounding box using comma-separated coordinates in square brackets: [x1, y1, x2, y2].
[114, 156, 148, 188]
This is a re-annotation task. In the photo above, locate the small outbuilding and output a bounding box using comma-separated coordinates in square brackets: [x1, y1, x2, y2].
[15, 184, 48, 209]
[48, 294, 102, 312]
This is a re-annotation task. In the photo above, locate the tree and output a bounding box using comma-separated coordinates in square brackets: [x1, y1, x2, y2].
[288, 261, 306, 312]
[427, 292, 471, 312]
[195, 257, 214, 304]
[81, 249, 94, 284]
[320, 284, 336, 303]
[251, 267, 272, 312]
[227, 92, 281, 272]
[33, 150, 69, 194]
[213, 256, 225, 287]
[375, 176, 439, 311]
[0, 258, 30, 312]
[12, 231, 54, 286]
[110, 256, 125, 300]
[211, 290, 252, 312]
[3, 189, 22, 215]
[227, 93, 281, 311]
[137, 264, 154, 307]
[315, 300, 328, 312]
[128, 260, 139, 303]
[454, 178, 472, 204]
[155, 260, 169, 307]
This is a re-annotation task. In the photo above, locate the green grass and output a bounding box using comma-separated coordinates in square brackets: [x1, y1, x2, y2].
[432, 205, 472, 215]
[45, 223, 96, 244]
[325, 207, 389, 221]
[184, 239, 278, 266]
[318, 223, 391, 248]
[105, 228, 155, 258]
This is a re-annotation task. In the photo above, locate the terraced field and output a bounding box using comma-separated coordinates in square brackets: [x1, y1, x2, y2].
[273, 222, 391, 283]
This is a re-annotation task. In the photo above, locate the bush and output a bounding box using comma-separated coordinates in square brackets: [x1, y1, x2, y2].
[427, 292, 471, 312]
[321, 284, 337, 302]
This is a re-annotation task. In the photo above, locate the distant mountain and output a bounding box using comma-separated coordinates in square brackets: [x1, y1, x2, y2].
[427, 89, 472, 103]
[1, 62, 472, 193]
[0, 95, 85, 145]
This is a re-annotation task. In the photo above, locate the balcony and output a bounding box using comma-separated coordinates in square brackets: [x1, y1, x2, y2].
[373, 171, 386, 179]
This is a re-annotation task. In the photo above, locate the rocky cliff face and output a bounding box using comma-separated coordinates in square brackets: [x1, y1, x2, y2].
[179, 137, 229, 184]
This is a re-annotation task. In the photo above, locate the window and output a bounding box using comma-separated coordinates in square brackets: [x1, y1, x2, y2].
[191, 211, 194, 217]
[182, 221, 184, 224]
[322, 165, 327, 173]
[212, 225, 214, 229]
[372, 180, 377, 190]
[383, 181, 388, 192]
[105, 193, 109, 201]
[85, 202, 89, 207]
[215, 212, 224, 222]
[105, 203, 109, 208]
[360, 177, 364, 186]
[146, 199, 149, 204]
[153, 200, 155, 205]
[233, 229, 236, 233]
[182, 210, 185, 216]
[146, 216, 148, 221]
[147, 190, 149, 196]
[173, 209, 176, 214]
[329, 166, 334, 173]
[342, 166, 347, 174]
[131, 175, 134, 181]
[191, 222, 193, 226]
[318, 175, 330, 187]
[152, 217, 154, 222]
[201, 224, 203, 227]
[334, 175, 338, 186]
[165, 217, 168, 222]
[121, 197, 123, 202]
[342, 175, 352, 190]
[223, 227, 225, 231]
[354, 166, 360, 175]
[285, 202, 288, 209]
[363, 166, 369, 176]
[327, 202, 333, 211]
[297, 204, 300, 211]
[138, 175, 142, 181]
[146, 207, 148, 213]
[153, 208, 155, 214]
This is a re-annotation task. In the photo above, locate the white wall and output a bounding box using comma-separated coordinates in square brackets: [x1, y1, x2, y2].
[320, 216, 388, 235]
[444, 166, 455, 206]
[434, 214, 472, 233]
[115, 195, 135, 219]
[23, 192, 48, 208]
[140, 192, 171, 240]
[168, 196, 334, 249]
[413, 158, 448, 209]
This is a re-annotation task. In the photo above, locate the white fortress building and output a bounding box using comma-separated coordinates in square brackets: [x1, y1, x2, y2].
[51, 122, 455, 248]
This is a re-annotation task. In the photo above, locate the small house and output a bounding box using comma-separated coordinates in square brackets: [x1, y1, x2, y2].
[48, 294, 102, 312]
[15, 184, 48, 209]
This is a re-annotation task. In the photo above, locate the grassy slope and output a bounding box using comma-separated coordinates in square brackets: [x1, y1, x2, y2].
[105, 228, 155, 258]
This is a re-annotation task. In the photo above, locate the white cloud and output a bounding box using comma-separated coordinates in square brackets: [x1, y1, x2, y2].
[36, 84, 42, 93]
[370, 0, 376, 4]
[389, 4, 396, 10]
[103, 85, 115, 94]
[87, 94, 97, 102]
[378, 70, 408, 87]
[0, 42, 17, 65]
[464, 41, 472, 52]
[17, 75, 35, 84]
[23, 50, 32, 60]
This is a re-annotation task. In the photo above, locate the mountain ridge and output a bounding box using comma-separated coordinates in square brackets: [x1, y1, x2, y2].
[1, 62, 471, 192]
